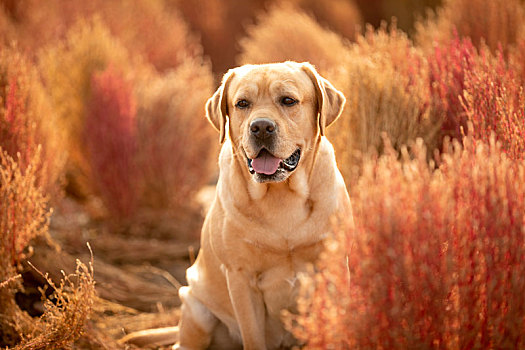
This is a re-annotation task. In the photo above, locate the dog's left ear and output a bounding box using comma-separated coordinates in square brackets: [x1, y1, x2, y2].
[301, 63, 345, 136]
[206, 69, 235, 143]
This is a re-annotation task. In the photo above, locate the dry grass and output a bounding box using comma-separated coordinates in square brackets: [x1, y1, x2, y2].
[15, 257, 96, 350]
[0, 149, 49, 346]
[290, 135, 525, 348]
[0, 148, 50, 271]
[238, 2, 351, 74]
[37, 14, 214, 222]
[0, 149, 95, 349]
[331, 24, 441, 184]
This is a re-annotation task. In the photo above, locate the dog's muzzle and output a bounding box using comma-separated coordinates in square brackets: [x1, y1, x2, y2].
[247, 148, 301, 176]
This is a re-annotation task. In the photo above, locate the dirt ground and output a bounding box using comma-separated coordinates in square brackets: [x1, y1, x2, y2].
[16, 186, 217, 349]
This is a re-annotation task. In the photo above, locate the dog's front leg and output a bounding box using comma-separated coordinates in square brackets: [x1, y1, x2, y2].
[225, 267, 267, 350]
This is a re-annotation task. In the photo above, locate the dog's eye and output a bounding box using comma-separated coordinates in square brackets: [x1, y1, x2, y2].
[281, 97, 297, 106]
[235, 99, 250, 109]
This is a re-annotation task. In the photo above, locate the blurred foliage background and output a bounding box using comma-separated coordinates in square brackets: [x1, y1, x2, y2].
[1, 0, 525, 348]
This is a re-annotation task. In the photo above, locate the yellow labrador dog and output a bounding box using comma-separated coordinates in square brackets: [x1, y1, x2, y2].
[120, 62, 352, 349]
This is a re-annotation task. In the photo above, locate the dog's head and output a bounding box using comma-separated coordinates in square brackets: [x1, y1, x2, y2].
[206, 62, 345, 183]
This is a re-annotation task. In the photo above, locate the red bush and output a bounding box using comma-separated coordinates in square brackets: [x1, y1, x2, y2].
[0, 77, 34, 167]
[462, 52, 525, 160]
[427, 35, 477, 141]
[84, 66, 138, 220]
[425, 33, 525, 155]
[291, 137, 525, 348]
[0, 48, 65, 200]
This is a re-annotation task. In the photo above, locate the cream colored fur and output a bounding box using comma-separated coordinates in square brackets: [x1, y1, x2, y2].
[119, 62, 352, 350]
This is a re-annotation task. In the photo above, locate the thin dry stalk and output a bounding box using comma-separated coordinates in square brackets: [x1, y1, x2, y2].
[16, 253, 96, 350]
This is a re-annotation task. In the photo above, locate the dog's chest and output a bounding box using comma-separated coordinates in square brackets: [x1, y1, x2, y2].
[255, 250, 315, 311]
[253, 246, 320, 348]
[243, 192, 324, 246]
[259, 192, 311, 222]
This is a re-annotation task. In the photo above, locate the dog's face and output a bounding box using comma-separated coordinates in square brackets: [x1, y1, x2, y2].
[228, 63, 317, 183]
[206, 62, 345, 183]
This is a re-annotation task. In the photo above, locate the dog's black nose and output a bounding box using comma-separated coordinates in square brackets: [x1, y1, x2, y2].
[250, 118, 276, 139]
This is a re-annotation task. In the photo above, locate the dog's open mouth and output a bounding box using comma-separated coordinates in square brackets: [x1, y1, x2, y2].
[247, 149, 301, 176]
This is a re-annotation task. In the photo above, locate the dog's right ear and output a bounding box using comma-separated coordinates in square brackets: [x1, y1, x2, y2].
[206, 70, 235, 143]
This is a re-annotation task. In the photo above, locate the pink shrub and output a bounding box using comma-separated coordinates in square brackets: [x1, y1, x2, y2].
[427, 35, 477, 141]
[0, 48, 65, 200]
[291, 137, 525, 348]
[462, 52, 525, 160]
[84, 66, 137, 220]
[0, 77, 33, 167]
[426, 33, 525, 154]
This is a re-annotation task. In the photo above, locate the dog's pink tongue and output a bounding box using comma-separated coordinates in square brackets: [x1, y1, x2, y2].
[251, 152, 280, 175]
